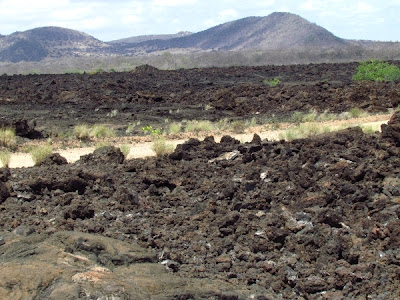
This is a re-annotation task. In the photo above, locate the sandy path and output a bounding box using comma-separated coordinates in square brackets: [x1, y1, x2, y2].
[6, 116, 390, 169]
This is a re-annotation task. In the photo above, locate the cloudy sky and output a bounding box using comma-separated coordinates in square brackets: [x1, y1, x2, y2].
[0, 0, 399, 42]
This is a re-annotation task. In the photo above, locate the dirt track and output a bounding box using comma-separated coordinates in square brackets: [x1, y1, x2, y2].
[8, 116, 390, 168]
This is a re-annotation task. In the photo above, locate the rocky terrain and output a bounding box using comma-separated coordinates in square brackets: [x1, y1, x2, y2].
[0, 62, 399, 299]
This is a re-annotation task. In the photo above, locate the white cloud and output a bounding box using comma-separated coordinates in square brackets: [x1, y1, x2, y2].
[152, 0, 198, 7]
[219, 9, 239, 20]
[357, 1, 374, 14]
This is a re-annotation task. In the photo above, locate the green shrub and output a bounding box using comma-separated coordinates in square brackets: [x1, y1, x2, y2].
[30, 145, 53, 166]
[142, 125, 161, 136]
[152, 137, 175, 156]
[353, 60, 400, 82]
[0, 150, 11, 168]
[264, 77, 281, 87]
[0, 128, 16, 148]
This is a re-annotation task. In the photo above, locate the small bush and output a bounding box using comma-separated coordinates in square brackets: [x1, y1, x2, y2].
[291, 112, 305, 124]
[90, 125, 115, 139]
[0, 128, 16, 148]
[152, 137, 175, 156]
[353, 60, 400, 82]
[142, 125, 161, 136]
[360, 124, 381, 134]
[168, 122, 182, 135]
[74, 124, 116, 140]
[30, 145, 53, 166]
[185, 120, 215, 133]
[120, 144, 131, 158]
[74, 124, 91, 140]
[264, 77, 281, 87]
[95, 142, 111, 149]
[0, 150, 11, 168]
[279, 124, 332, 141]
[217, 118, 231, 131]
[303, 111, 318, 122]
[231, 121, 246, 133]
[349, 108, 368, 118]
[317, 110, 337, 122]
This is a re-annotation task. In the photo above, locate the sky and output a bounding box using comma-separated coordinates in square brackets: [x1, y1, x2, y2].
[0, 0, 399, 42]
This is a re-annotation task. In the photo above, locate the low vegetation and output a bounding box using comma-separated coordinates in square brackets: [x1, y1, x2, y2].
[353, 59, 400, 82]
[142, 125, 175, 156]
[0, 150, 11, 168]
[74, 124, 115, 140]
[151, 137, 175, 156]
[185, 120, 215, 133]
[0, 128, 16, 149]
[30, 145, 53, 166]
[263, 77, 281, 87]
[119, 144, 131, 158]
[279, 123, 332, 141]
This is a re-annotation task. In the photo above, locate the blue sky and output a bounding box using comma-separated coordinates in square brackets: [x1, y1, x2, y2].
[0, 0, 399, 42]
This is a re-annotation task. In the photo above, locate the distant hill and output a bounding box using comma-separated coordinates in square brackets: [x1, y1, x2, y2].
[125, 12, 347, 52]
[109, 31, 192, 45]
[0, 27, 111, 62]
[0, 12, 399, 64]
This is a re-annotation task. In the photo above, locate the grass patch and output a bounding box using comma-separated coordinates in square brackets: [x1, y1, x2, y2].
[349, 108, 368, 118]
[90, 125, 115, 139]
[231, 121, 246, 133]
[0, 150, 11, 168]
[74, 124, 116, 140]
[152, 137, 175, 156]
[120, 144, 131, 158]
[279, 123, 332, 141]
[360, 123, 381, 134]
[317, 110, 337, 122]
[0, 128, 16, 149]
[185, 120, 215, 133]
[30, 145, 53, 166]
[168, 122, 182, 135]
[95, 141, 111, 150]
[74, 124, 91, 140]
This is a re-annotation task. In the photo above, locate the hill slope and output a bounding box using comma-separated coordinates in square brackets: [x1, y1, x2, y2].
[0, 27, 111, 62]
[126, 12, 347, 52]
[109, 31, 192, 45]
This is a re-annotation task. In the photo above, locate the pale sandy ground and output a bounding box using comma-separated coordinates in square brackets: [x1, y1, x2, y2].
[6, 115, 390, 169]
